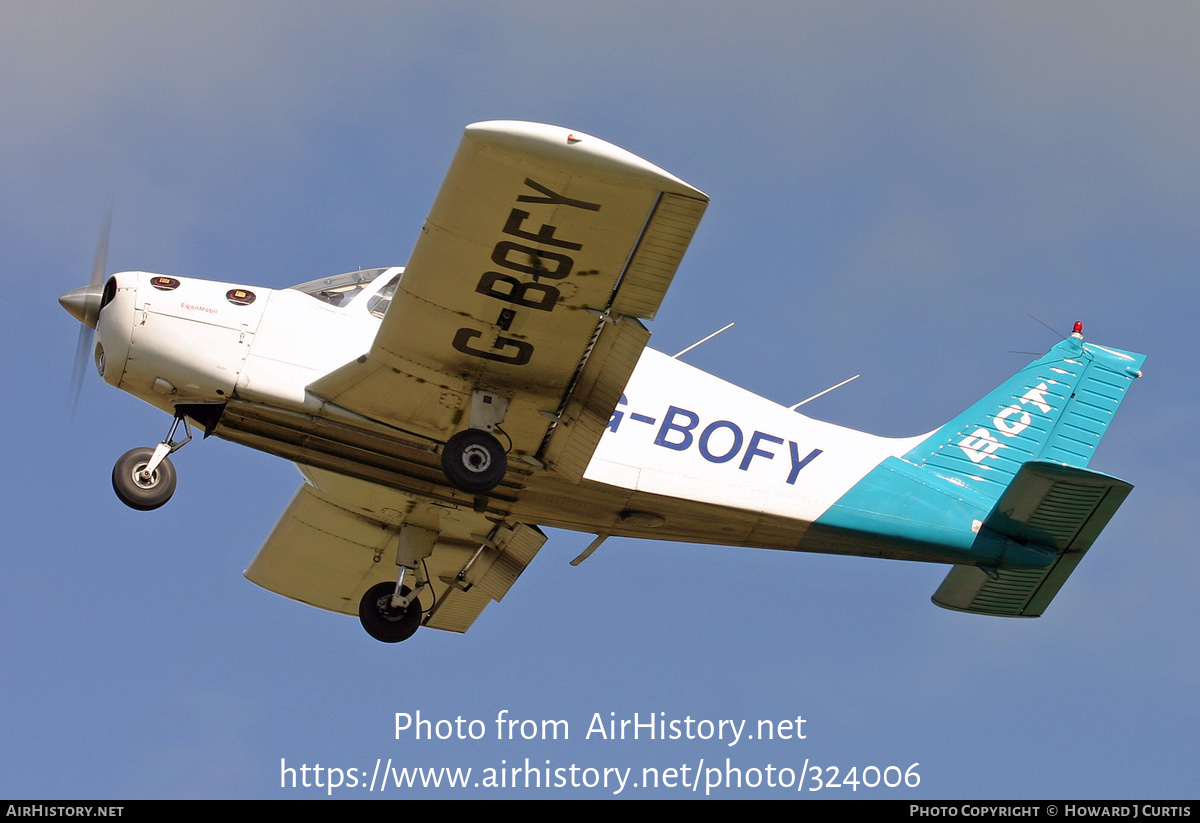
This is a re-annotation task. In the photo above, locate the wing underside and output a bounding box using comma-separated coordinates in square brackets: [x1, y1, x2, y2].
[309, 121, 707, 481]
[245, 482, 546, 633]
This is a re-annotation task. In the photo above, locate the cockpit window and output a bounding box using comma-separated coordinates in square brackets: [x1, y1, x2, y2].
[289, 268, 388, 306]
[367, 273, 402, 319]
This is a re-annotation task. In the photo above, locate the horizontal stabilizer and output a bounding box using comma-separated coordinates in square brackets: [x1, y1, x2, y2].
[932, 462, 1132, 617]
[985, 461, 1133, 551]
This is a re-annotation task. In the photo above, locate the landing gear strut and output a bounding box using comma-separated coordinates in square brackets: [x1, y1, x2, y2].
[358, 524, 436, 643]
[111, 414, 191, 511]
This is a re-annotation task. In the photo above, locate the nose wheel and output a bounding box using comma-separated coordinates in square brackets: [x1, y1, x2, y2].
[112, 447, 177, 510]
[111, 413, 192, 511]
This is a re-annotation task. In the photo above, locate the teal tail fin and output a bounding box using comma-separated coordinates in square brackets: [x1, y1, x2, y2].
[919, 328, 1145, 616]
[809, 327, 1145, 617]
[907, 329, 1145, 503]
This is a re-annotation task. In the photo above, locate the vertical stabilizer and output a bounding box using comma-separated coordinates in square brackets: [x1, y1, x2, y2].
[908, 331, 1144, 504]
[807, 329, 1145, 582]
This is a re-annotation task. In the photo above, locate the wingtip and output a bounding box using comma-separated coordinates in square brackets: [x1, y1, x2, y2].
[462, 121, 706, 198]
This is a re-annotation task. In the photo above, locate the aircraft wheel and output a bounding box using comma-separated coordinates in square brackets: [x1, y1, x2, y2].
[111, 447, 176, 511]
[441, 429, 507, 493]
[359, 582, 421, 643]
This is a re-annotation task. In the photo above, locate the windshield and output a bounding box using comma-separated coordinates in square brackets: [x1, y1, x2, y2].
[289, 268, 388, 307]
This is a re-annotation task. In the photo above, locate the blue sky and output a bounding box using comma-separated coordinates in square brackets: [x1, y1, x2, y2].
[3, 2, 1197, 798]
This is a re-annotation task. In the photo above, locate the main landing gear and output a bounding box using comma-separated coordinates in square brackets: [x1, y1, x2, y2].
[358, 524, 436, 643]
[111, 414, 191, 511]
[358, 582, 422, 643]
[441, 429, 507, 493]
[438, 390, 510, 494]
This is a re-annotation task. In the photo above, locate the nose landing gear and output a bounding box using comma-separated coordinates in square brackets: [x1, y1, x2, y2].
[111, 414, 191, 511]
[112, 447, 177, 511]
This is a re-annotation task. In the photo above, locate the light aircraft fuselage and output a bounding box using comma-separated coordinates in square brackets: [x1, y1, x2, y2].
[60, 122, 1145, 641]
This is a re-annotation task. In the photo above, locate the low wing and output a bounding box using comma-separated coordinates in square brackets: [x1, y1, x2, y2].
[252, 123, 704, 636]
[932, 462, 1133, 617]
[245, 482, 546, 633]
[310, 121, 707, 481]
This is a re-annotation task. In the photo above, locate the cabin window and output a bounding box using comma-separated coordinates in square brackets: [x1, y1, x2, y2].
[367, 273, 402, 319]
[289, 268, 387, 306]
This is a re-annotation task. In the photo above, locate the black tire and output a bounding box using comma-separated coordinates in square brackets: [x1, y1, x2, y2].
[441, 429, 507, 493]
[358, 582, 422, 643]
[112, 447, 177, 511]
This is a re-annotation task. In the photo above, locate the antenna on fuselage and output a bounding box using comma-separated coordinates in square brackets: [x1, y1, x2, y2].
[788, 374, 860, 411]
[671, 322, 734, 359]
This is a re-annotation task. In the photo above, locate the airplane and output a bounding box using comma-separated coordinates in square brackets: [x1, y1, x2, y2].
[59, 121, 1145, 643]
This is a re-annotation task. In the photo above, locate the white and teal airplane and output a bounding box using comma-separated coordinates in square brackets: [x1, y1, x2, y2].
[59, 122, 1144, 643]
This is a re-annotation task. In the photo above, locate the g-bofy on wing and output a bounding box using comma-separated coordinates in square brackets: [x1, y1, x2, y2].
[309, 121, 707, 481]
